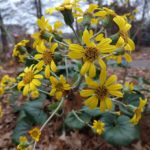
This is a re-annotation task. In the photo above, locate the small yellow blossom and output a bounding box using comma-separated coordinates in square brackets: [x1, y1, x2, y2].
[130, 98, 147, 125]
[13, 40, 29, 62]
[35, 43, 58, 78]
[113, 15, 135, 51]
[68, 29, 116, 77]
[92, 120, 105, 135]
[50, 75, 71, 100]
[17, 136, 28, 150]
[29, 127, 41, 142]
[80, 69, 123, 112]
[18, 65, 43, 96]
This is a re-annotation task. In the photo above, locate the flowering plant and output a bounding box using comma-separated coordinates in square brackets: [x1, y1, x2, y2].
[0, 0, 148, 149]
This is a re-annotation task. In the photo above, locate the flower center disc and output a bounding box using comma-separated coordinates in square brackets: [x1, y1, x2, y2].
[96, 86, 108, 99]
[43, 51, 53, 65]
[85, 47, 99, 62]
[55, 83, 63, 91]
[23, 71, 34, 84]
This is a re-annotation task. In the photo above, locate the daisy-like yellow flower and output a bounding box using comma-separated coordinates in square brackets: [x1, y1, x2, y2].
[18, 65, 43, 96]
[130, 98, 147, 125]
[92, 120, 105, 135]
[80, 69, 123, 112]
[37, 16, 50, 31]
[50, 75, 71, 100]
[112, 37, 132, 64]
[35, 43, 58, 78]
[68, 29, 116, 77]
[17, 136, 28, 150]
[75, 4, 101, 25]
[113, 15, 135, 51]
[29, 127, 41, 142]
[13, 40, 29, 62]
[0, 104, 3, 118]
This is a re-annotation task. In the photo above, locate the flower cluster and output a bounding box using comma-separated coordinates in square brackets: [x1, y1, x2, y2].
[1, 0, 147, 148]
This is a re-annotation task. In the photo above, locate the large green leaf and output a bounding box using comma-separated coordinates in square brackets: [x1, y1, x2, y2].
[65, 111, 91, 129]
[22, 94, 47, 125]
[12, 118, 32, 144]
[102, 113, 140, 147]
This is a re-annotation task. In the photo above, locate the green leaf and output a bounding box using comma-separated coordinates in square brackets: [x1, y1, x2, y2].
[12, 118, 32, 144]
[102, 113, 140, 147]
[65, 111, 91, 129]
[81, 106, 102, 117]
[123, 91, 144, 106]
[23, 95, 47, 125]
[48, 101, 60, 111]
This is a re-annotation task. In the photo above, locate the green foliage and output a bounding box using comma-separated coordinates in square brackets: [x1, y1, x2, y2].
[65, 111, 91, 129]
[102, 113, 140, 147]
[12, 94, 47, 143]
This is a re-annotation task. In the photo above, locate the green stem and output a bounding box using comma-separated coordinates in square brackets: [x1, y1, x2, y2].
[70, 25, 82, 45]
[32, 97, 64, 150]
[72, 110, 92, 128]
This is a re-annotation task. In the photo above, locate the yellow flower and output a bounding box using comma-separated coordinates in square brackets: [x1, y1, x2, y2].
[112, 37, 132, 64]
[18, 65, 43, 96]
[30, 90, 40, 99]
[35, 43, 58, 78]
[17, 136, 28, 150]
[1, 75, 16, 88]
[29, 127, 41, 142]
[92, 120, 105, 135]
[80, 69, 123, 112]
[0, 104, 3, 118]
[50, 75, 71, 100]
[75, 4, 100, 25]
[32, 30, 46, 50]
[68, 29, 116, 77]
[113, 15, 135, 51]
[130, 98, 147, 125]
[13, 40, 29, 62]
[37, 16, 50, 31]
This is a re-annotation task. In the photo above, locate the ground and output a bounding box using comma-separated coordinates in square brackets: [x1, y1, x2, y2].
[0, 47, 150, 150]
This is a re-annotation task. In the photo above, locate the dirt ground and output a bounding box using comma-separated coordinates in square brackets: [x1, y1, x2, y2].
[0, 47, 150, 150]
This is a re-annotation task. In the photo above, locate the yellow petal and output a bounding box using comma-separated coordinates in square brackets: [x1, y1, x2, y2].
[124, 53, 132, 62]
[50, 88, 56, 96]
[80, 89, 95, 97]
[45, 65, 50, 78]
[89, 63, 96, 78]
[109, 90, 123, 97]
[55, 91, 63, 100]
[107, 84, 122, 91]
[106, 98, 113, 110]
[99, 69, 107, 86]
[50, 43, 58, 53]
[84, 96, 98, 109]
[23, 85, 29, 96]
[85, 76, 99, 89]
[34, 54, 43, 60]
[98, 58, 106, 70]
[32, 79, 41, 86]
[50, 76, 58, 85]
[50, 60, 57, 72]
[100, 98, 106, 112]
[82, 29, 91, 46]
[80, 61, 91, 76]
[105, 75, 117, 86]
[34, 74, 43, 79]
